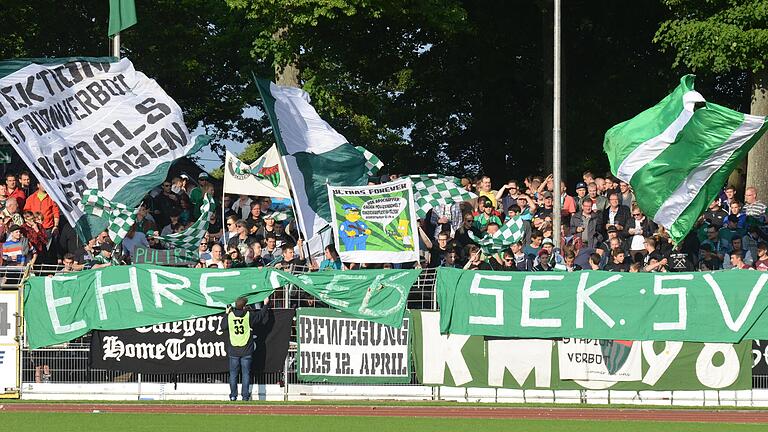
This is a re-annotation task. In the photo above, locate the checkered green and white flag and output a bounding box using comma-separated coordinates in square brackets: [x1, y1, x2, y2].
[469, 215, 525, 254]
[148, 194, 214, 255]
[401, 174, 477, 218]
[81, 189, 138, 247]
[356, 146, 384, 177]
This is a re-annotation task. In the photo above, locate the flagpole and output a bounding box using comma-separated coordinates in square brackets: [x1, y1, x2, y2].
[112, 32, 121, 59]
[251, 72, 315, 263]
[552, 0, 562, 250]
[221, 184, 226, 247]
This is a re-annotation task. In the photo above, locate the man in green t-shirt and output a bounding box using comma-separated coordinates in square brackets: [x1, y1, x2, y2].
[188, 172, 210, 221]
[473, 199, 501, 232]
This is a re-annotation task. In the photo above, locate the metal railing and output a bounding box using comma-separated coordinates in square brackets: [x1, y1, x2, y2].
[18, 264, 768, 399]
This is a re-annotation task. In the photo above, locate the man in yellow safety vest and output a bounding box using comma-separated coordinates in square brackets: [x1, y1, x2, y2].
[222, 295, 270, 401]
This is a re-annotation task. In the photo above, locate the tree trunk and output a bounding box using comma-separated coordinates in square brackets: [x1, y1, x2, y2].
[273, 27, 300, 87]
[746, 69, 768, 199]
[275, 62, 299, 87]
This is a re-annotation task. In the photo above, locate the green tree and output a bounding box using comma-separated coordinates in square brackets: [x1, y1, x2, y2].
[1, 0, 271, 158]
[655, 0, 768, 195]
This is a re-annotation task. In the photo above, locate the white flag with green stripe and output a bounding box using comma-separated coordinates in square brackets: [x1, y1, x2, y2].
[0, 57, 208, 242]
[254, 78, 368, 255]
[604, 75, 768, 243]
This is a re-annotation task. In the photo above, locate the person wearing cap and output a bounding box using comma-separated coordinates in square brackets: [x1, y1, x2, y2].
[89, 242, 114, 269]
[171, 175, 190, 197]
[253, 212, 278, 243]
[702, 198, 728, 230]
[574, 181, 588, 211]
[618, 181, 635, 208]
[535, 237, 565, 268]
[598, 225, 627, 258]
[532, 248, 553, 271]
[1, 224, 34, 266]
[189, 172, 211, 221]
[473, 197, 501, 232]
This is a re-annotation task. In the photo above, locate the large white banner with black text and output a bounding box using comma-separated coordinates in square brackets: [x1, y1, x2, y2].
[0, 58, 206, 238]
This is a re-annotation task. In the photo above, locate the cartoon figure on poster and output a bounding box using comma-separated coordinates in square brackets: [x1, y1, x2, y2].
[339, 204, 371, 250]
[391, 219, 412, 247]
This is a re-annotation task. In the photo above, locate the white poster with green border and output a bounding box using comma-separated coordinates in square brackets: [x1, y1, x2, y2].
[296, 308, 411, 384]
[327, 178, 419, 263]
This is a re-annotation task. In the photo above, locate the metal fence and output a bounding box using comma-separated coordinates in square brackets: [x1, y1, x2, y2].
[20, 264, 434, 389]
[17, 264, 768, 398]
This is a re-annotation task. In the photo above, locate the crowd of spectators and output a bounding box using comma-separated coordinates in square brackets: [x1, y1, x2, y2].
[3, 168, 768, 275]
[413, 171, 768, 273]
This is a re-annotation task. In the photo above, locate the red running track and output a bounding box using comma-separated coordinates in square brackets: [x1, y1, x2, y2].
[2, 403, 768, 423]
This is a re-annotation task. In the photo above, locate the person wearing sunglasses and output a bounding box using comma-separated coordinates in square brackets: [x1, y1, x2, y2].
[627, 204, 656, 263]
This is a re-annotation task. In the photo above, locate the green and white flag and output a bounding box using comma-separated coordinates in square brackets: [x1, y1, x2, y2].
[255, 78, 368, 255]
[401, 174, 477, 218]
[0, 57, 208, 242]
[469, 215, 524, 254]
[223, 145, 291, 198]
[108, 0, 137, 36]
[81, 189, 138, 247]
[356, 146, 384, 177]
[604, 75, 768, 243]
[147, 194, 214, 256]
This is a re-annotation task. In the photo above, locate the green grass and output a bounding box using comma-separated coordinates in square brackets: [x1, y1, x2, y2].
[3, 413, 766, 432]
[2, 399, 767, 410]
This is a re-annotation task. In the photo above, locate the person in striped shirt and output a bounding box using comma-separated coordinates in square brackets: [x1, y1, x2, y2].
[1, 224, 34, 266]
[743, 187, 766, 224]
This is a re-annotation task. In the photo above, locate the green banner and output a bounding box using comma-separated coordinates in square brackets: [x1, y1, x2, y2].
[437, 268, 768, 343]
[132, 247, 198, 266]
[24, 265, 419, 349]
[411, 311, 751, 390]
[296, 308, 410, 383]
[327, 178, 420, 263]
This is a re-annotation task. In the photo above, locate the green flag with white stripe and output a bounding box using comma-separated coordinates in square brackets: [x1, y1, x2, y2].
[253, 77, 368, 256]
[604, 75, 768, 244]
